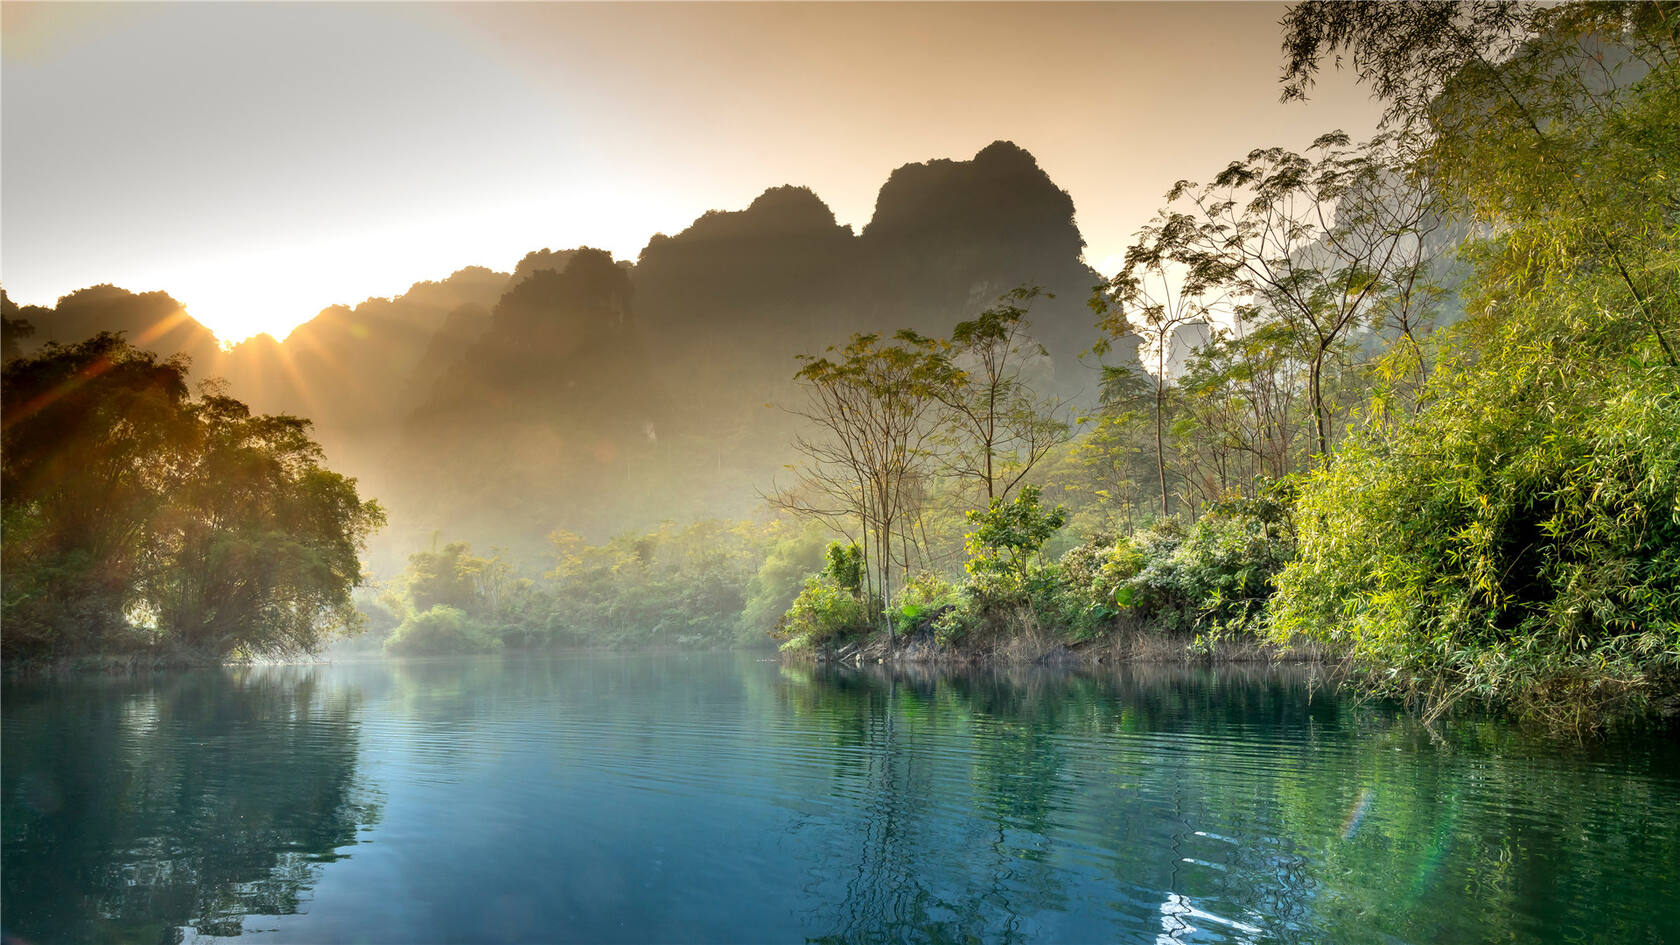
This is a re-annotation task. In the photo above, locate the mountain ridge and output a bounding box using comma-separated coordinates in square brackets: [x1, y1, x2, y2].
[4, 140, 1129, 564]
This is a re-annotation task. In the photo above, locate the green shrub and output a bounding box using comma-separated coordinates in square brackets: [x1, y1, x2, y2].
[890, 571, 957, 635]
[383, 605, 503, 656]
[1113, 521, 1187, 626]
[943, 485, 1070, 640]
[1018, 494, 1294, 648]
[1050, 534, 1147, 641]
[1173, 487, 1294, 633]
[964, 485, 1067, 584]
[772, 574, 869, 653]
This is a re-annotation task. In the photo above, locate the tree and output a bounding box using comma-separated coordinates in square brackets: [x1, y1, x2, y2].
[1280, 0, 1531, 125]
[2, 334, 383, 659]
[1280, 0, 1677, 367]
[1172, 322, 1303, 497]
[936, 287, 1071, 504]
[1095, 215, 1219, 519]
[146, 395, 386, 657]
[1145, 131, 1439, 458]
[1066, 361, 1155, 535]
[778, 331, 952, 640]
[2, 288, 37, 362]
[3, 334, 198, 653]
[964, 484, 1068, 587]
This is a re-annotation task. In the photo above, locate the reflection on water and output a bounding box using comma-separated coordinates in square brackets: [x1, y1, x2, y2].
[2, 667, 376, 944]
[4, 655, 1677, 944]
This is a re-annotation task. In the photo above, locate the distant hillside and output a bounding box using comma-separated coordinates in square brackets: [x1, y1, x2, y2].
[5, 284, 222, 372]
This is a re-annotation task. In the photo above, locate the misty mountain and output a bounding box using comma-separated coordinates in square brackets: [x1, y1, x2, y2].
[858, 140, 1103, 377]
[218, 265, 510, 434]
[406, 301, 494, 406]
[7, 140, 1134, 565]
[391, 249, 669, 556]
[637, 185, 859, 368]
[635, 142, 1107, 399]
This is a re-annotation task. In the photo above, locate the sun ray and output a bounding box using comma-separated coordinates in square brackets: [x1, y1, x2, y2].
[128, 308, 193, 350]
[2, 355, 119, 432]
[263, 340, 328, 425]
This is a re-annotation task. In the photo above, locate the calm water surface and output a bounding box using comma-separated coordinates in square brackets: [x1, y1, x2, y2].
[4, 654, 1677, 944]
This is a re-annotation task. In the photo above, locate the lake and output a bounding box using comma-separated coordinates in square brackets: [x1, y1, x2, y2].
[4, 654, 1677, 944]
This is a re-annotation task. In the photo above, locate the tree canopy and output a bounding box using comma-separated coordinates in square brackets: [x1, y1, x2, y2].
[2, 334, 384, 661]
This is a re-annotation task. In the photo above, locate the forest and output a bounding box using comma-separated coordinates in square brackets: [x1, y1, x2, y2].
[3, 1, 1675, 733]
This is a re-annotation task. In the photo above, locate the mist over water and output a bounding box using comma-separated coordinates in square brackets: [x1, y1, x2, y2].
[5, 656, 1677, 944]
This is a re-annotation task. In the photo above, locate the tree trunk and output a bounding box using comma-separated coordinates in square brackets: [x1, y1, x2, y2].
[1155, 384, 1170, 520]
[1309, 352, 1329, 457]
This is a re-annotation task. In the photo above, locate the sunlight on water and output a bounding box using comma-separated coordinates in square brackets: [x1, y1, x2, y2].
[4, 655, 1677, 944]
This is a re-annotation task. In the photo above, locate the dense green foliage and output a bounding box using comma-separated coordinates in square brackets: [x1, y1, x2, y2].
[1261, 0, 1680, 731]
[1124, 488, 1297, 640]
[2, 335, 384, 661]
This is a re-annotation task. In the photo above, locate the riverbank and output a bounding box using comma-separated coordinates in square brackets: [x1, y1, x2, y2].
[1, 646, 236, 677]
[805, 625, 1327, 669]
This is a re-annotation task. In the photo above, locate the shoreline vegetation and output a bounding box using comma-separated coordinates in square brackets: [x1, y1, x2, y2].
[0, 634, 1324, 677]
[804, 630, 1326, 669]
[3, 4, 1676, 735]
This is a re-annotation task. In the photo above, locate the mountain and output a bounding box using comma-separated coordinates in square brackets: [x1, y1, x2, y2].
[6, 284, 222, 372]
[859, 140, 1102, 376]
[389, 249, 670, 556]
[637, 185, 859, 367]
[8, 141, 1134, 564]
[636, 142, 1106, 395]
[219, 265, 510, 434]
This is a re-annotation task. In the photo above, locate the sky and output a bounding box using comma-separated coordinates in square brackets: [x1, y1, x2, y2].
[1, 2, 1384, 343]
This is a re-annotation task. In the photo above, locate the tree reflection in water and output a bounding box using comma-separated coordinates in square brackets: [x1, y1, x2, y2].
[775, 665, 1095, 943]
[768, 661, 1680, 945]
[2, 666, 377, 944]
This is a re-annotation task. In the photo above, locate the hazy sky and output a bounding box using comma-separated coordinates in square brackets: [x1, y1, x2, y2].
[2, 2, 1383, 343]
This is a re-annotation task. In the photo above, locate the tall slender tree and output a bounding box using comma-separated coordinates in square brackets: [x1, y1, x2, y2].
[777, 331, 951, 640]
[1095, 214, 1220, 519]
[936, 287, 1071, 506]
